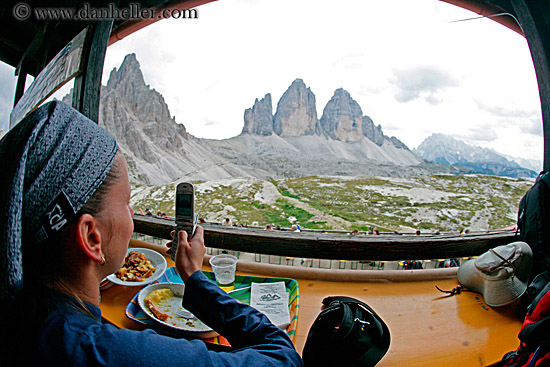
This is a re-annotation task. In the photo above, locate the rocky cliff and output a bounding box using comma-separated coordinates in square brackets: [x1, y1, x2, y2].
[273, 79, 318, 137]
[99, 54, 259, 185]
[224, 78, 423, 171]
[242, 78, 413, 151]
[102, 54, 188, 160]
[320, 88, 364, 142]
[96, 54, 457, 184]
[242, 94, 274, 136]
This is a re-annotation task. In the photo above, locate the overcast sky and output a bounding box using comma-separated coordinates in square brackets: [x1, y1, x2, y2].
[1, 0, 544, 168]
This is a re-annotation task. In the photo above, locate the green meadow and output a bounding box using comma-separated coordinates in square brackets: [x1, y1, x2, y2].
[131, 174, 533, 233]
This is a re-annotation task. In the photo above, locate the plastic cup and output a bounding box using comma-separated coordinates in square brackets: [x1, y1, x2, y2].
[209, 254, 237, 291]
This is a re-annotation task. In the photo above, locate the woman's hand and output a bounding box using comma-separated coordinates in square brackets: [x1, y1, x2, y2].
[167, 226, 206, 281]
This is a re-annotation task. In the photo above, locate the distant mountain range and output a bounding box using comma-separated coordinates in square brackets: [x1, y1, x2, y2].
[57, 53, 537, 184]
[414, 133, 538, 178]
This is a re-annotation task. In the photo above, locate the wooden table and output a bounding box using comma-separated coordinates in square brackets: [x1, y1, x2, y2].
[100, 241, 523, 366]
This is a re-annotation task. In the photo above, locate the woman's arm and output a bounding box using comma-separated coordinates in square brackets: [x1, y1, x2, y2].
[87, 270, 302, 367]
[182, 271, 297, 351]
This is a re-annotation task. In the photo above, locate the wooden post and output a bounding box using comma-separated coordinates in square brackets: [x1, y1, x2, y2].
[510, 0, 550, 172]
[13, 69, 27, 108]
[72, 19, 114, 123]
[9, 28, 88, 128]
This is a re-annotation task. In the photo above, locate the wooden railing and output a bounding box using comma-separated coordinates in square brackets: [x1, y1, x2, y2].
[133, 215, 517, 261]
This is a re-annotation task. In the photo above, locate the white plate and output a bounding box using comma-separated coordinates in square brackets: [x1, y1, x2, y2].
[137, 282, 218, 337]
[106, 248, 167, 287]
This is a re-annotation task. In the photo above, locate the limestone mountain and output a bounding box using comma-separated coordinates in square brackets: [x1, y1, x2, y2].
[242, 94, 274, 136]
[319, 88, 407, 150]
[96, 54, 452, 183]
[414, 133, 537, 178]
[273, 79, 318, 137]
[240, 79, 413, 150]
[320, 88, 364, 142]
[207, 79, 424, 175]
[98, 53, 260, 185]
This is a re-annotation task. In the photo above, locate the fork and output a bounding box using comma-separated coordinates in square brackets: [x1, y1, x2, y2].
[175, 309, 195, 319]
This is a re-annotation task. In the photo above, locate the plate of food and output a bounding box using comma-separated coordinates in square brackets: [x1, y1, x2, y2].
[137, 282, 218, 337]
[106, 248, 167, 286]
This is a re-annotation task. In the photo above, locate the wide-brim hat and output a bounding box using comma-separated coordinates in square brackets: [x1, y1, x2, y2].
[457, 241, 533, 307]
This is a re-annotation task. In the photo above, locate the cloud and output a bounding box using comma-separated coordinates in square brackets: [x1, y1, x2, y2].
[390, 65, 458, 105]
[526, 117, 543, 136]
[476, 100, 542, 136]
[465, 125, 498, 142]
[203, 119, 219, 127]
[476, 100, 536, 119]
[358, 84, 384, 95]
[332, 53, 367, 70]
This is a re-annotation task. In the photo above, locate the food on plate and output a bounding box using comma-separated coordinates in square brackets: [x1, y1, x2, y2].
[143, 288, 196, 325]
[145, 288, 174, 303]
[115, 251, 156, 282]
[139, 284, 214, 333]
[145, 299, 169, 321]
[144, 288, 174, 322]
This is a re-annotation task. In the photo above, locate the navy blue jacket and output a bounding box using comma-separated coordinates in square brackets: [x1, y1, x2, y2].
[34, 271, 303, 366]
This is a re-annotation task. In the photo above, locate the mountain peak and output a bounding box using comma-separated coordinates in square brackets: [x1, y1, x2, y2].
[99, 54, 426, 183]
[106, 53, 145, 90]
[99, 53, 260, 184]
[273, 79, 318, 137]
[121, 52, 140, 67]
[242, 93, 273, 136]
[242, 80, 410, 150]
[320, 88, 363, 142]
[100, 53, 188, 169]
[333, 87, 350, 96]
[290, 78, 306, 87]
[415, 133, 536, 178]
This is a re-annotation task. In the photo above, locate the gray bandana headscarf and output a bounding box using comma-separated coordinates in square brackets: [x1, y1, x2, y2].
[0, 101, 118, 300]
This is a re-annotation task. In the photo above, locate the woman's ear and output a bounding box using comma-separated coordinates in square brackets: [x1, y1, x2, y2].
[74, 213, 104, 265]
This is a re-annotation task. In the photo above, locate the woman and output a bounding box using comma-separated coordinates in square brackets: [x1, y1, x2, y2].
[0, 101, 302, 367]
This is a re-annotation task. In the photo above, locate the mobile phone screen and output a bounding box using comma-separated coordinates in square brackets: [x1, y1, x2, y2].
[172, 183, 195, 261]
[176, 194, 193, 217]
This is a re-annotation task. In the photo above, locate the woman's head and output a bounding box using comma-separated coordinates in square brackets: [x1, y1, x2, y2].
[22, 150, 134, 294]
[0, 101, 120, 299]
[78, 150, 134, 256]
[32, 150, 133, 274]
[79, 151, 134, 277]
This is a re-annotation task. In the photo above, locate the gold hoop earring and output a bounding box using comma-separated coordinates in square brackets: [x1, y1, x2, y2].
[100, 254, 106, 266]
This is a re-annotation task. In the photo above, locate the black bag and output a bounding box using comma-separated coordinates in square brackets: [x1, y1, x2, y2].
[517, 271, 550, 319]
[500, 271, 550, 366]
[517, 172, 550, 280]
[302, 296, 390, 367]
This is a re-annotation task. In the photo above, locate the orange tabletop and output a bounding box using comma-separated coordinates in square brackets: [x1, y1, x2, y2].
[100, 241, 523, 366]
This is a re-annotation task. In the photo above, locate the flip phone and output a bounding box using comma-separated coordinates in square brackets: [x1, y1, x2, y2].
[171, 182, 197, 261]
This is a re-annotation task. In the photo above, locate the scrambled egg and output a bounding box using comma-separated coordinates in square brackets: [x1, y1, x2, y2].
[145, 288, 174, 304]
